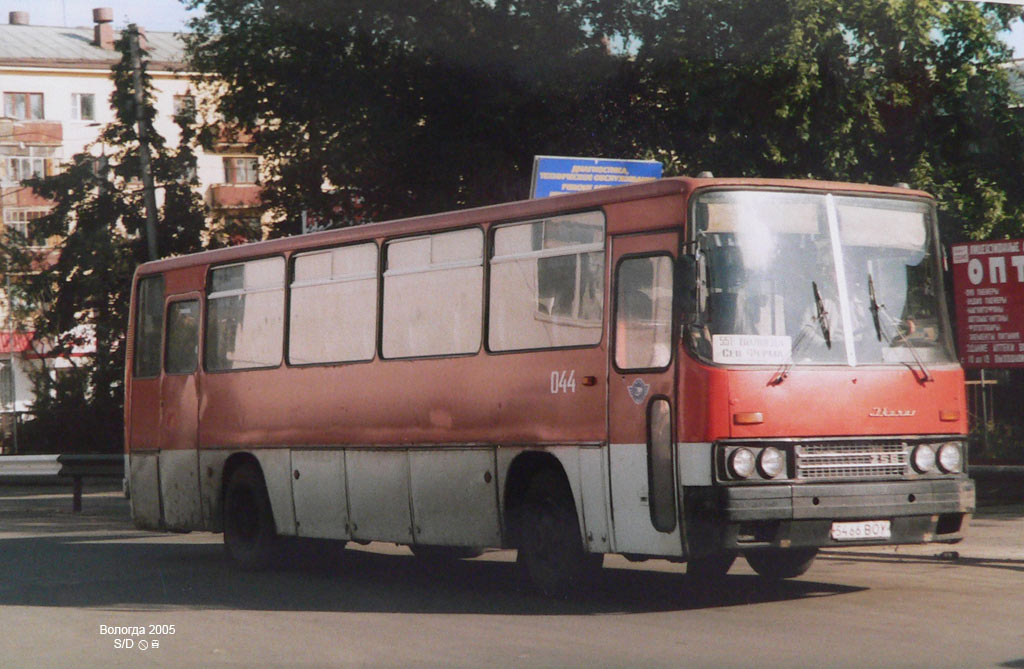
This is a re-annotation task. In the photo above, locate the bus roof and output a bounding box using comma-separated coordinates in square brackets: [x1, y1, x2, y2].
[136, 176, 932, 276]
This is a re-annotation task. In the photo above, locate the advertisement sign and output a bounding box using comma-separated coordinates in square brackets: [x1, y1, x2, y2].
[530, 155, 662, 198]
[950, 240, 1024, 368]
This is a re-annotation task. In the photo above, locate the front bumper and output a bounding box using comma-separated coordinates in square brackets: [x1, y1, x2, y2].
[685, 477, 975, 554]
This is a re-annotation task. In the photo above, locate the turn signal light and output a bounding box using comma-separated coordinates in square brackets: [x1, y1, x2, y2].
[939, 410, 960, 422]
[733, 412, 764, 425]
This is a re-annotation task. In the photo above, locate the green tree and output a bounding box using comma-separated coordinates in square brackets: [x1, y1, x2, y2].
[185, 0, 626, 231]
[2, 27, 207, 453]
[186, 0, 1024, 244]
[619, 0, 1024, 242]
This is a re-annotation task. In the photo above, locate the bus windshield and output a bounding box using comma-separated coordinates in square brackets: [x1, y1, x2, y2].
[689, 189, 955, 367]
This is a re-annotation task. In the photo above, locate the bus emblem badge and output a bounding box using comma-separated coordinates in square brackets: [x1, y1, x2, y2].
[627, 379, 650, 405]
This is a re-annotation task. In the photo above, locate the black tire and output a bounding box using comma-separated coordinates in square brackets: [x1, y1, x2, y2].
[687, 552, 737, 583]
[745, 547, 818, 579]
[517, 468, 602, 597]
[410, 545, 484, 562]
[223, 462, 279, 570]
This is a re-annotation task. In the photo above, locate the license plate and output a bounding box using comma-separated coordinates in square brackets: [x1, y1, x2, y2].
[830, 520, 891, 541]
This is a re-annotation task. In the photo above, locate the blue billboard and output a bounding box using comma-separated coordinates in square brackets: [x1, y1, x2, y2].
[530, 155, 663, 198]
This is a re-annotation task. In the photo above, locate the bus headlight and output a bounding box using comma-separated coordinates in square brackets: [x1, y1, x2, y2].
[728, 448, 756, 479]
[937, 443, 963, 474]
[758, 447, 784, 478]
[912, 444, 936, 474]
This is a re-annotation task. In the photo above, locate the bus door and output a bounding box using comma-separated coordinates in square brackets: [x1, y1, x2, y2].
[158, 294, 203, 529]
[608, 232, 683, 556]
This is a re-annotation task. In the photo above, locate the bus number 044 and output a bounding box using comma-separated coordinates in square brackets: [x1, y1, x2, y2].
[550, 370, 577, 394]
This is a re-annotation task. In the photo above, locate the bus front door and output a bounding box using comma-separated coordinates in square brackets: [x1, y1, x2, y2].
[608, 232, 683, 557]
[158, 295, 203, 529]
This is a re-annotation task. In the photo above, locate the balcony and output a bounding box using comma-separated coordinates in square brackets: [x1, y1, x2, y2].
[206, 183, 262, 210]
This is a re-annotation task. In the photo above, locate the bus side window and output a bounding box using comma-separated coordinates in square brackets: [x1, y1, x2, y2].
[289, 243, 378, 364]
[489, 211, 605, 351]
[382, 228, 483, 358]
[133, 275, 165, 378]
[615, 256, 673, 370]
[205, 257, 285, 371]
[166, 300, 200, 375]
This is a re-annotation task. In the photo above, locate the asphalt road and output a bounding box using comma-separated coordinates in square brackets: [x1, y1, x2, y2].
[0, 485, 1021, 668]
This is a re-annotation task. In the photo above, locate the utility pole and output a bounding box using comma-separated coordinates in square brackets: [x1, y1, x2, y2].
[128, 24, 160, 261]
[5, 260, 17, 454]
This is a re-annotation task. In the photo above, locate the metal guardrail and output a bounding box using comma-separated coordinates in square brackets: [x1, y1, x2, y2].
[0, 454, 63, 479]
[0, 454, 125, 511]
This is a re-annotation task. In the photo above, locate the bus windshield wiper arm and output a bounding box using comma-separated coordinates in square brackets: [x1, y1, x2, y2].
[769, 282, 831, 386]
[868, 273, 883, 342]
[866, 272, 932, 383]
[812, 281, 831, 349]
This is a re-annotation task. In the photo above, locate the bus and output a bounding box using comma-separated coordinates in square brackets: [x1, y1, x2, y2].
[125, 176, 975, 595]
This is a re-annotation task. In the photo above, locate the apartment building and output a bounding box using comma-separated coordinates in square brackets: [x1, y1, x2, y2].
[0, 7, 262, 426]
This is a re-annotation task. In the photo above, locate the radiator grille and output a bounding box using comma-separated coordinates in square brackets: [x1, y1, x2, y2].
[795, 442, 909, 480]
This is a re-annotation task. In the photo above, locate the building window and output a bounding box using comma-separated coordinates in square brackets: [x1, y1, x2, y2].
[1, 156, 45, 184]
[2, 207, 50, 247]
[71, 93, 95, 121]
[173, 95, 195, 116]
[3, 92, 43, 120]
[0, 361, 13, 408]
[223, 157, 259, 184]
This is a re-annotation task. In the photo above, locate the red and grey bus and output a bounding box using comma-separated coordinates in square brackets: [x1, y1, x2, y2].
[125, 176, 974, 595]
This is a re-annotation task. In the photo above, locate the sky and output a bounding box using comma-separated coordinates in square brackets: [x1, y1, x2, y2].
[0, 0, 201, 32]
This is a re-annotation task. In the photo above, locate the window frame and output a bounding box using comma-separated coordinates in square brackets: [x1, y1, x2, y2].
[3, 91, 44, 120]
[132, 274, 166, 379]
[172, 94, 196, 116]
[2, 155, 46, 185]
[2, 207, 51, 248]
[611, 251, 676, 374]
[380, 226, 485, 361]
[203, 255, 287, 373]
[70, 92, 96, 121]
[286, 241, 381, 367]
[164, 298, 201, 376]
[485, 209, 607, 355]
[222, 156, 259, 184]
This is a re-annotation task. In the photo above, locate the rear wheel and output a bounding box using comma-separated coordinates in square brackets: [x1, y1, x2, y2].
[223, 462, 279, 570]
[517, 468, 602, 597]
[745, 547, 818, 579]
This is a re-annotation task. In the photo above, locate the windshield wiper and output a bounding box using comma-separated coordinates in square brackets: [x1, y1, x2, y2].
[866, 272, 932, 383]
[812, 281, 831, 349]
[769, 282, 832, 386]
[868, 274, 883, 342]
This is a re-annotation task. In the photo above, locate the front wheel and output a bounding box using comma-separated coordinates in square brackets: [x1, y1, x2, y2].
[223, 462, 279, 570]
[745, 547, 818, 579]
[517, 468, 602, 597]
